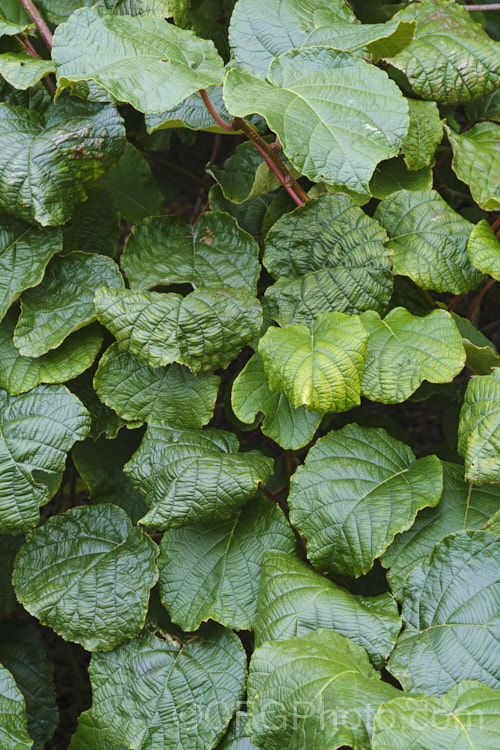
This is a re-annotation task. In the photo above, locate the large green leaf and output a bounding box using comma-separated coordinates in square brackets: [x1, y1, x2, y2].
[254, 552, 401, 668]
[373, 680, 500, 750]
[231, 352, 321, 449]
[122, 212, 260, 292]
[95, 286, 262, 373]
[0, 622, 58, 750]
[72, 431, 147, 524]
[382, 462, 500, 598]
[258, 312, 368, 415]
[62, 187, 120, 257]
[0, 310, 102, 396]
[0, 218, 61, 323]
[125, 425, 273, 529]
[0, 54, 55, 91]
[14, 252, 123, 357]
[97, 142, 164, 224]
[68, 371, 127, 440]
[361, 308, 465, 403]
[302, 19, 416, 63]
[0, 1, 33, 37]
[387, 530, 500, 695]
[0, 533, 23, 614]
[145, 86, 233, 134]
[216, 713, 257, 750]
[228, 0, 355, 76]
[401, 99, 443, 170]
[288, 423, 443, 577]
[0, 384, 89, 534]
[262, 194, 392, 323]
[467, 219, 500, 281]
[53, 7, 225, 113]
[158, 494, 295, 631]
[458, 368, 500, 484]
[0, 665, 32, 750]
[94, 343, 219, 428]
[247, 630, 401, 750]
[388, 0, 500, 104]
[375, 189, 484, 293]
[0, 98, 125, 225]
[223, 47, 409, 199]
[13, 504, 158, 651]
[68, 709, 127, 750]
[368, 156, 432, 200]
[447, 123, 500, 211]
[90, 623, 247, 750]
[466, 89, 500, 123]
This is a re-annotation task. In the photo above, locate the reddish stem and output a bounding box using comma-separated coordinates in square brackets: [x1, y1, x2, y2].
[467, 278, 496, 319]
[490, 215, 500, 234]
[199, 89, 233, 132]
[15, 32, 55, 95]
[18, 0, 52, 50]
[447, 294, 464, 313]
[250, 139, 305, 206]
[463, 4, 500, 10]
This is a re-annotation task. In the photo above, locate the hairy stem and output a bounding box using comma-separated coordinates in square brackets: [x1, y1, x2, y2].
[18, 0, 53, 50]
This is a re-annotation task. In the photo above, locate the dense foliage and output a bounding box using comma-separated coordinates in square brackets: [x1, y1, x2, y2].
[0, 0, 499, 748]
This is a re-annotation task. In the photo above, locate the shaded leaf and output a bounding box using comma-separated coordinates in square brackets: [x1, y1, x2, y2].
[95, 286, 262, 373]
[447, 123, 500, 211]
[0, 54, 55, 91]
[0, 533, 23, 615]
[402, 99, 443, 170]
[216, 713, 257, 750]
[90, 623, 247, 750]
[158, 494, 295, 630]
[375, 189, 484, 293]
[13, 504, 158, 651]
[0, 1, 33, 36]
[94, 343, 219, 427]
[68, 709, 127, 750]
[387, 530, 500, 694]
[145, 85, 233, 133]
[255, 552, 401, 668]
[0, 665, 32, 750]
[466, 88, 500, 123]
[0, 98, 125, 225]
[368, 156, 432, 199]
[258, 312, 368, 415]
[122, 211, 260, 292]
[232, 352, 321, 449]
[0, 384, 90, 534]
[53, 7, 225, 113]
[125, 424, 273, 529]
[14, 252, 123, 357]
[68, 371, 127, 440]
[458, 368, 500, 483]
[288, 423, 443, 577]
[62, 187, 120, 257]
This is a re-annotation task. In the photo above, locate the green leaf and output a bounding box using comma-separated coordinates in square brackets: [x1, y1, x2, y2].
[209, 184, 274, 243]
[382, 461, 500, 598]
[402, 99, 443, 170]
[90, 623, 247, 750]
[216, 713, 257, 750]
[0, 622, 58, 750]
[0, 384, 90, 534]
[302, 19, 416, 63]
[458, 368, 500, 484]
[68, 709, 127, 750]
[0, 311, 102, 396]
[125, 424, 273, 529]
[223, 47, 409, 199]
[447, 123, 500, 211]
[288, 423, 443, 577]
[122, 212, 260, 292]
[68, 371, 127, 440]
[387, 530, 500, 694]
[0, 217, 62, 323]
[97, 142, 164, 224]
[0, 533, 23, 614]
[13, 504, 158, 651]
[361, 308, 465, 404]
[94, 343, 219, 427]
[53, 7, 225, 113]
[145, 86, 233, 134]
[484, 509, 500, 534]
[232, 352, 321, 449]
[228, 0, 355, 76]
[62, 187, 120, 257]
[254, 552, 401, 668]
[0, 98, 125, 226]
[0, 664, 32, 750]
[0, 77, 50, 114]
[262, 194, 392, 323]
[95, 286, 262, 373]
[14, 252, 123, 358]
[247, 630, 401, 750]
[466, 88, 500, 123]
[72, 431, 148, 524]
[368, 157, 432, 200]
[468, 219, 500, 281]
[373, 680, 500, 750]
[0, 1, 33, 36]
[375, 189, 484, 294]
[0, 54, 55, 91]
[258, 312, 368, 415]
[158, 494, 295, 630]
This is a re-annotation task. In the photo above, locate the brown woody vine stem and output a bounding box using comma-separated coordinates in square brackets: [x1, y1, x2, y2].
[463, 4, 500, 10]
[467, 278, 496, 318]
[199, 88, 309, 207]
[18, 0, 53, 51]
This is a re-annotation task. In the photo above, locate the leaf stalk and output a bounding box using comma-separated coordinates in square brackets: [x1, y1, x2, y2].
[18, 0, 53, 50]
